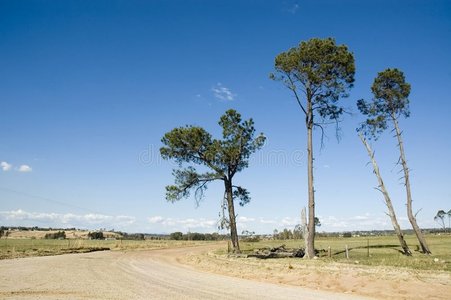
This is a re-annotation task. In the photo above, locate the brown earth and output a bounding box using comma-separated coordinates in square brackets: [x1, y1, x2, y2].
[0, 243, 449, 299]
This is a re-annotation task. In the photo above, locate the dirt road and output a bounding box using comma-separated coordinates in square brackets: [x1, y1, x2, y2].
[0, 245, 369, 299]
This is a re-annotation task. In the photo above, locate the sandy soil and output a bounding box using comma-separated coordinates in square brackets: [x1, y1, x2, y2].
[179, 244, 451, 300]
[0, 244, 368, 300]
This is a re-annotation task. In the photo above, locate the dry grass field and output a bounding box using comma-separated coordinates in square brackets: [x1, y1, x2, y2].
[179, 234, 451, 299]
[0, 229, 210, 259]
[235, 234, 451, 271]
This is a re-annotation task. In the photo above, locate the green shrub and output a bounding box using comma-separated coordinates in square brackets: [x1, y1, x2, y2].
[44, 231, 66, 239]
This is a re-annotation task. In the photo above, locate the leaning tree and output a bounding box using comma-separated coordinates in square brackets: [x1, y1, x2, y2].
[270, 37, 355, 258]
[160, 109, 265, 253]
[356, 131, 411, 255]
[357, 68, 431, 254]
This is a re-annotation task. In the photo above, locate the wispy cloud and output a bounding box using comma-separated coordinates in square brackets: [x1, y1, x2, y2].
[287, 3, 300, 14]
[17, 165, 32, 173]
[0, 209, 136, 229]
[238, 216, 255, 223]
[147, 216, 216, 231]
[1, 161, 12, 171]
[211, 83, 236, 101]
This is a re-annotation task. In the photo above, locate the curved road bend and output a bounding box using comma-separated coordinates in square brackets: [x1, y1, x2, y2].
[0, 245, 371, 299]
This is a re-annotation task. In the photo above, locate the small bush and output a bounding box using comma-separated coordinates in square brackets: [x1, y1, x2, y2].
[88, 231, 104, 240]
[44, 231, 66, 239]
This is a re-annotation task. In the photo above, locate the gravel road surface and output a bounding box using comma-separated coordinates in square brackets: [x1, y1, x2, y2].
[0, 245, 370, 299]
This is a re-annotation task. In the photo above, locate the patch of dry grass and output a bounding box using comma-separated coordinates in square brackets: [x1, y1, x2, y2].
[0, 238, 210, 259]
[232, 234, 451, 272]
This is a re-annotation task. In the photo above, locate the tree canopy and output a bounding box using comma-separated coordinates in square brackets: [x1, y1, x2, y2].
[271, 37, 355, 128]
[357, 68, 411, 138]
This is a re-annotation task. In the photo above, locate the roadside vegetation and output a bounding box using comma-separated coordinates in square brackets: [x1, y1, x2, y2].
[218, 234, 451, 272]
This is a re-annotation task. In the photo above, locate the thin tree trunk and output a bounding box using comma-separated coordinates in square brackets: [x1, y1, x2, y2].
[359, 133, 411, 256]
[392, 116, 431, 254]
[225, 179, 240, 253]
[306, 101, 315, 258]
[301, 207, 309, 257]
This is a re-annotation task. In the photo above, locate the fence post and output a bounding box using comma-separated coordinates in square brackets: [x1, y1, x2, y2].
[345, 244, 349, 259]
[328, 246, 331, 258]
[367, 239, 370, 258]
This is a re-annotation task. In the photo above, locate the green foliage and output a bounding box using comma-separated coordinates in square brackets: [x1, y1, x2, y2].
[314, 217, 321, 227]
[357, 68, 411, 139]
[44, 231, 66, 239]
[160, 109, 265, 205]
[270, 37, 355, 124]
[88, 231, 104, 240]
[169, 232, 183, 240]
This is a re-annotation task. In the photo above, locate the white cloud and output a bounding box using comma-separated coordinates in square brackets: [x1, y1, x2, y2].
[211, 83, 236, 101]
[238, 216, 255, 223]
[281, 216, 298, 226]
[1, 161, 12, 171]
[147, 216, 217, 232]
[148, 216, 164, 224]
[0, 209, 136, 229]
[17, 165, 32, 172]
[258, 217, 277, 224]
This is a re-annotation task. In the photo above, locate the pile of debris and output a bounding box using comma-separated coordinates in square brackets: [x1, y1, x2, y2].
[247, 244, 305, 259]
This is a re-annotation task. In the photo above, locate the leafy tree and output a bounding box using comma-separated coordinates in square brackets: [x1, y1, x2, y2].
[160, 109, 265, 253]
[357, 68, 431, 254]
[270, 37, 355, 258]
[434, 210, 446, 230]
[88, 231, 104, 240]
[293, 224, 302, 239]
[169, 232, 183, 240]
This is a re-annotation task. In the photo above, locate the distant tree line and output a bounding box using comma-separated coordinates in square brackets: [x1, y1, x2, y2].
[114, 231, 145, 240]
[168, 232, 228, 241]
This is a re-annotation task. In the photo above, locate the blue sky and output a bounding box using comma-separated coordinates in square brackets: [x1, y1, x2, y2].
[1, 0, 450, 234]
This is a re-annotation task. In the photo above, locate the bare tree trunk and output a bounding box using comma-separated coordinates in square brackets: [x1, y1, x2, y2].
[392, 117, 431, 254]
[301, 207, 309, 258]
[359, 133, 411, 255]
[306, 103, 315, 258]
[225, 179, 240, 253]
